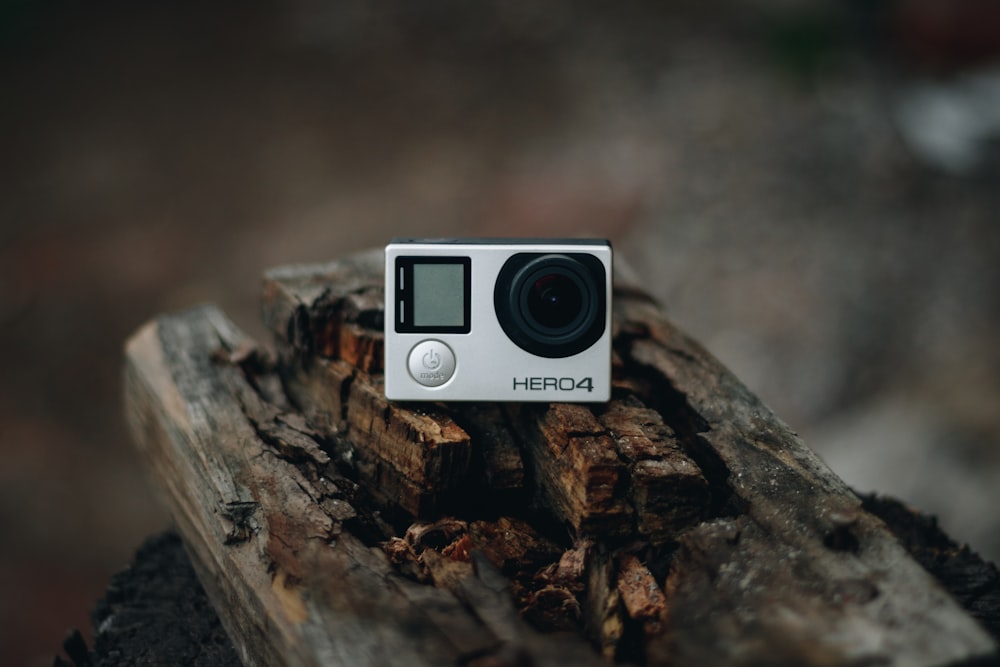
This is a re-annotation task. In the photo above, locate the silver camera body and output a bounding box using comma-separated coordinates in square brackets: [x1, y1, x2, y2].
[384, 238, 612, 402]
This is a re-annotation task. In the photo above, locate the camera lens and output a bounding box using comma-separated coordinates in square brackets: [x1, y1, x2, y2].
[527, 274, 584, 331]
[494, 252, 607, 358]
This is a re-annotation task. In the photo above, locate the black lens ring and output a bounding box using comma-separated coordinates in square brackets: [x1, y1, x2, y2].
[494, 252, 606, 358]
[514, 260, 592, 338]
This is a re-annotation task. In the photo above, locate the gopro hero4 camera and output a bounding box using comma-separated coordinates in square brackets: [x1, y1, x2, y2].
[384, 238, 612, 402]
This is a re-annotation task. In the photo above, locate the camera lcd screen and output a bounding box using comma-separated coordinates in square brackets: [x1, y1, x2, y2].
[413, 263, 465, 327]
[395, 256, 471, 334]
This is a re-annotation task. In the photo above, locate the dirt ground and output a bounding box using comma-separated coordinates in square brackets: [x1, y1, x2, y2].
[2, 2, 999, 664]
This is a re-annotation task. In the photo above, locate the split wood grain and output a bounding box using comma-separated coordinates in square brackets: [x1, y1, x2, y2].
[125, 304, 604, 667]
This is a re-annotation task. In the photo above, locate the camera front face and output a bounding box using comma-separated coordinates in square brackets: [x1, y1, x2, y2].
[384, 239, 612, 402]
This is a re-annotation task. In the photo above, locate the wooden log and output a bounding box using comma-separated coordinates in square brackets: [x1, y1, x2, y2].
[122, 249, 999, 667]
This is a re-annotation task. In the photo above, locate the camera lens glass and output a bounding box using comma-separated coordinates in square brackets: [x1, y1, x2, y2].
[494, 252, 607, 358]
[527, 273, 584, 331]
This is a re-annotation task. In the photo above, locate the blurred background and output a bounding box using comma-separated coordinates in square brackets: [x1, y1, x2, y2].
[2, 1, 999, 664]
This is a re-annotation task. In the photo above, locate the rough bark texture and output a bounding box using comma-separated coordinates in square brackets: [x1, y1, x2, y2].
[54, 532, 242, 667]
[57, 495, 1000, 667]
[117, 249, 999, 667]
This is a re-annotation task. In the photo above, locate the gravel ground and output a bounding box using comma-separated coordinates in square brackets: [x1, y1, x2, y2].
[2, 2, 998, 664]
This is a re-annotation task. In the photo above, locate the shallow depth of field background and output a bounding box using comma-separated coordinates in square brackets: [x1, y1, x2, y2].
[2, 2, 999, 664]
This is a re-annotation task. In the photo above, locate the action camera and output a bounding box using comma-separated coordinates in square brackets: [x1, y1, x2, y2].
[384, 238, 612, 402]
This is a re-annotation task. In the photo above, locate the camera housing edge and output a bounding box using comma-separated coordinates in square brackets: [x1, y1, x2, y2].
[384, 238, 612, 402]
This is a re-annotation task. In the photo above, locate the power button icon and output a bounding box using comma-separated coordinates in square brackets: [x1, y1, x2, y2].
[407, 340, 456, 387]
[422, 349, 441, 370]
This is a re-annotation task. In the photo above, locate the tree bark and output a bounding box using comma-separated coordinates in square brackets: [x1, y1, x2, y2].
[121, 249, 998, 667]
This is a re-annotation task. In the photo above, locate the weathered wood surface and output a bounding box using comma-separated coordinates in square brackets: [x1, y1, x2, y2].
[123, 249, 999, 667]
[56, 496, 1000, 667]
[126, 303, 604, 667]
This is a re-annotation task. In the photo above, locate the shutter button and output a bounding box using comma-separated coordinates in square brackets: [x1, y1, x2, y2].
[407, 340, 456, 387]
